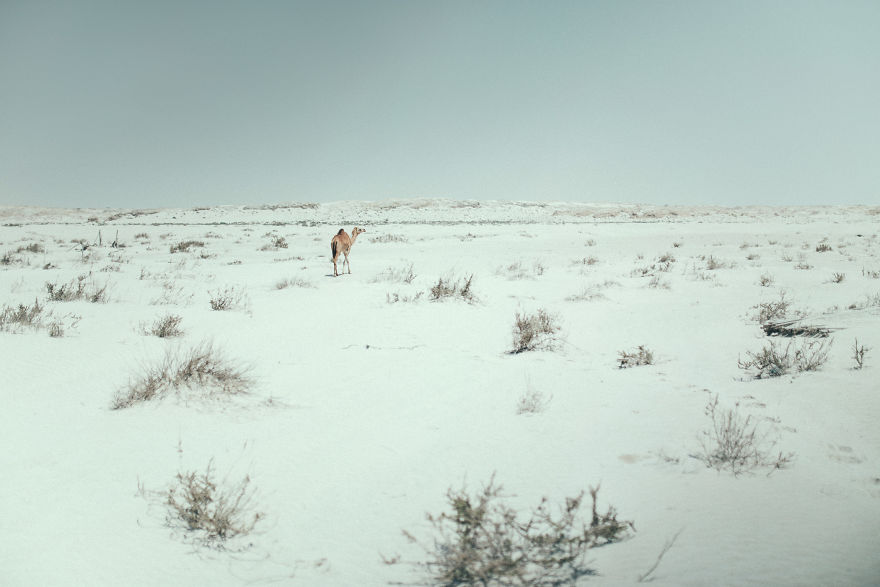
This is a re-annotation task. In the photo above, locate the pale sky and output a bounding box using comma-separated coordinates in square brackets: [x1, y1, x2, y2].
[1, 0, 877, 208]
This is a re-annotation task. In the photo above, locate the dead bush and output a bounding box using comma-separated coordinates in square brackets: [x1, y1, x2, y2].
[738, 338, 832, 378]
[618, 346, 654, 368]
[752, 291, 797, 324]
[510, 309, 560, 354]
[429, 274, 475, 303]
[112, 341, 252, 409]
[45, 274, 109, 303]
[698, 395, 794, 476]
[0, 299, 47, 332]
[852, 338, 870, 369]
[402, 475, 633, 586]
[372, 263, 416, 284]
[208, 285, 248, 311]
[144, 314, 184, 338]
[169, 240, 205, 254]
[165, 460, 263, 547]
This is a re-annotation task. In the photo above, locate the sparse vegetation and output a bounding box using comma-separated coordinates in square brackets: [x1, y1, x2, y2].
[260, 233, 288, 250]
[143, 314, 184, 338]
[618, 346, 654, 368]
[275, 276, 314, 289]
[402, 475, 633, 586]
[164, 460, 263, 547]
[752, 291, 796, 324]
[698, 395, 794, 476]
[372, 263, 416, 284]
[112, 341, 252, 409]
[208, 286, 249, 311]
[852, 338, 870, 369]
[429, 274, 475, 303]
[758, 273, 775, 287]
[0, 299, 47, 333]
[516, 384, 551, 415]
[510, 309, 560, 354]
[738, 338, 832, 378]
[45, 274, 109, 303]
[369, 234, 408, 244]
[169, 240, 205, 254]
[815, 243, 833, 252]
[831, 272, 845, 283]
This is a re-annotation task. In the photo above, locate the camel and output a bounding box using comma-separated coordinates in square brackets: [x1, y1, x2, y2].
[330, 227, 366, 276]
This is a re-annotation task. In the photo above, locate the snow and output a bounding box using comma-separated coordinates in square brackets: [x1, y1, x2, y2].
[1, 200, 879, 586]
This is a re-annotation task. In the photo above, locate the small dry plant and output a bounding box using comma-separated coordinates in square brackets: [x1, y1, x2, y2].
[143, 314, 184, 338]
[758, 273, 774, 287]
[698, 395, 794, 476]
[510, 309, 560, 354]
[369, 233, 408, 243]
[372, 262, 416, 284]
[618, 346, 654, 368]
[516, 383, 551, 415]
[401, 475, 633, 586]
[738, 338, 832, 379]
[0, 299, 47, 333]
[497, 259, 546, 280]
[815, 243, 833, 252]
[208, 285, 249, 311]
[169, 240, 205, 253]
[112, 341, 251, 409]
[259, 233, 288, 250]
[165, 460, 263, 547]
[830, 272, 845, 283]
[275, 276, 314, 289]
[45, 274, 109, 303]
[429, 274, 475, 303]
[752, 290, 795, 324]
[852, 338, 870, 369]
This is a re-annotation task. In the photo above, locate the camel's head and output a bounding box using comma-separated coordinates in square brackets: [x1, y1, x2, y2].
[353, 227, 366, 237]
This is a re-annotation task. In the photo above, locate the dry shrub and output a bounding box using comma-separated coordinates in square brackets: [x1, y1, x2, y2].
[738, 338, 832, 378]
[699, 395, 794, 476]
[852, 338, 870, 369]
[752, 290, 796, 324]
[144, 314, 184, 338]
[208, 285, 248, 311]
[45, 274, 109, 303]
[0, 299, 46, 332]
[618, 346, 654, 368]
[404, 475, 633, 586]
[510, 309, 560, 353]
[275, 277, 314, 289]
[165, 460, 263, 547]
[169, 240, 205, 253]
[516, 384, 551, 415]
[430, 274, 475, 303]
[372, 263, 416, 284]
[112, 341, 251, 409]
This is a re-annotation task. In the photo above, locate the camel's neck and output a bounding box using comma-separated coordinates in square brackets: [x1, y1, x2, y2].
[349, 230, 360, 246]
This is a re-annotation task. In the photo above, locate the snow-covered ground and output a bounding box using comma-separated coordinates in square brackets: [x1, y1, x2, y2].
[1, 200, 878, 586]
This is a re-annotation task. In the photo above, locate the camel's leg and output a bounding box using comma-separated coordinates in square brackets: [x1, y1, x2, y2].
[344, 252, 351, 274]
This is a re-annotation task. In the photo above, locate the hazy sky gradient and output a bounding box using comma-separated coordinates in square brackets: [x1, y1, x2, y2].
[1, 0, 877, 208]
